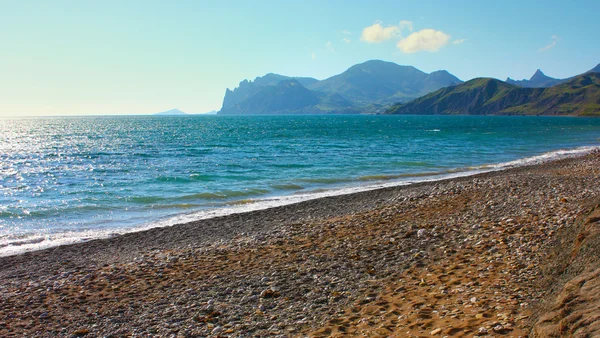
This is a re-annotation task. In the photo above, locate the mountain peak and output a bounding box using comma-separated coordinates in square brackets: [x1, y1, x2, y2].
[530, 69, 547, 81]
[353, 59, 419, 71]
[507, 68, 563, 88]
[590, 63, 600, 73]
[357, 59, 394, 66]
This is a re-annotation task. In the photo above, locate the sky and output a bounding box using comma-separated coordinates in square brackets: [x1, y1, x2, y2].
[1, 0, 599, 116]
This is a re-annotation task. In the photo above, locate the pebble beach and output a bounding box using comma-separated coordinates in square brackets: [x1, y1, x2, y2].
[2, 152, 600, 337]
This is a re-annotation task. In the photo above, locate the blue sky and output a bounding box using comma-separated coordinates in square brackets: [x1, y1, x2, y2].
[1, 0, 599, 116]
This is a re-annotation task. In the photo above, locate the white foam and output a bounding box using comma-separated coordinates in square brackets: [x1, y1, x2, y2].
[2, 144, 598, 257]
[488, 145, 600, 168]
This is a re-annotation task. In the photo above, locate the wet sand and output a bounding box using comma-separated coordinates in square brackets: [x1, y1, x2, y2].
[1, 153, 600, 337]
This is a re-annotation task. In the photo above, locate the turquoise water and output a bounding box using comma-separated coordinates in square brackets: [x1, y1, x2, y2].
[2, 115, 600, 255]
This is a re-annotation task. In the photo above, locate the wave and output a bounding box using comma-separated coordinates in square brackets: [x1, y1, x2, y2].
[488, 146, 600, 168]
[0, 204, 116, 219]
[0, 230, 113, 257]
[155, 176, 194, 183]
[392, 161, 433, 167]
[225, 199, 258, 206]
[143, 203, 202, 210]
[297, 177, 354, 184]
[175, 188, 271, 201]
[0, 210, 21, 219]
[358, 171, 444, 181]
[271, 183, 305, 190]
[129, 196, 167, 204]
[188, 173, 218, 181]
[269, 163, 313, 169]
[0, 236, 45, 248]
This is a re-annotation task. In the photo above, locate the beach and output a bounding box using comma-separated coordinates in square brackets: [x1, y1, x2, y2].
[1, 152, 600, 337]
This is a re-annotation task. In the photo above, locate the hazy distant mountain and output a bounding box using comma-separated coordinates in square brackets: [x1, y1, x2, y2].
[219, 79, 358, 115]
[252, 73, 319, 88]
[221, 73, 319, 111]
[307, 60, 462, 105]
[155, 109, 187, 115]
[506, 64, 600, 88]
[218, 60, 461, 115]
[506, 69, 563, 88]
[386, 73, 600, 116]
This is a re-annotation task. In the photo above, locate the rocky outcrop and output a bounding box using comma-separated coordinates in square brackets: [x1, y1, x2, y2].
[221, 74, 319, 111]
[531, 203, 600, 337]
[219, 79, 358, 115]
[533, 268, 600, 337]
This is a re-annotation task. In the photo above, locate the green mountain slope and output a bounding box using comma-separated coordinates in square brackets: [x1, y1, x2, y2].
[307, 60, 462, 105]
[386, 73, 600, 116]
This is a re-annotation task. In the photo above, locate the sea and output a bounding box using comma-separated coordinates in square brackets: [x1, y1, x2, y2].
[2, 114, 600, 256]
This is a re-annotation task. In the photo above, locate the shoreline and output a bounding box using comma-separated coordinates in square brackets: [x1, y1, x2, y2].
[0, 147, 595, 268]
[1, 152, 600, 336]
[2, 144, 598, 258]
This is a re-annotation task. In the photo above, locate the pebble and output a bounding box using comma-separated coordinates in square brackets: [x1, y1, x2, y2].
[430, 328, 442, 335]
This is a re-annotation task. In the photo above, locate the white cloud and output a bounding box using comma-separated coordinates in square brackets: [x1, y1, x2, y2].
[399, 20, 413, 32]
[397, 29, 451, 53]
[342, 37, 351, 44]
[311, 52, 317, 60]
[326, 41, 335, 53]
[452, 38, 467, 45]
[539, 35, 559, 52]
[360, 23, 400, 43]
[341, 30, 352, 36]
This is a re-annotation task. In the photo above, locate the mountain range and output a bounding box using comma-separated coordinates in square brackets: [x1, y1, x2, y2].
[218, 60, 462, 115]
[506, 64, 600, 88]
[217, 60, 600, 116]
[386, 72, 600, 116]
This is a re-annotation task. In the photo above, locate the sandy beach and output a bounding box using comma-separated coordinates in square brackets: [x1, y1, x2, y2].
[2, 153, 600, 337]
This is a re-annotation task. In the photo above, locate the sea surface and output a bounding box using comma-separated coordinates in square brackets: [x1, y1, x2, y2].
[2, 115, 600, 256]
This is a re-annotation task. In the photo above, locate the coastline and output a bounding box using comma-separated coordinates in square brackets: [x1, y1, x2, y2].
[1, 152, 600, 336]
[2, 144, 598, 258]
